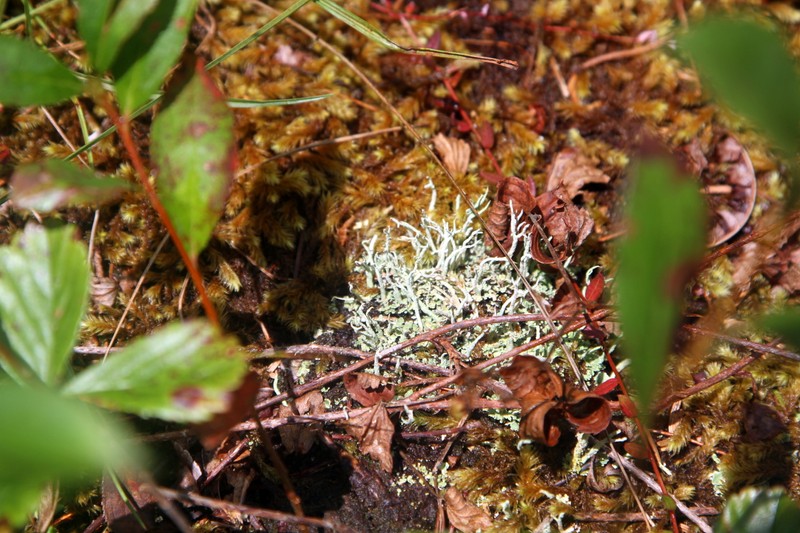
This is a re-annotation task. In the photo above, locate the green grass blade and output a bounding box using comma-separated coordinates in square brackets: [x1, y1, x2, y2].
[226, 94, 332, 108]
[205, 0, 312, 70]
[314, 0, 517, 69]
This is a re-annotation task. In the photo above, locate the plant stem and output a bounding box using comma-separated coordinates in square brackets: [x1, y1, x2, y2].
[101, 98, 219, 326]
[0, 0, 63, 30]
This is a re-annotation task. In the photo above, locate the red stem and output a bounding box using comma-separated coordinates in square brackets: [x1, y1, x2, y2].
[104, 100, 220, 327]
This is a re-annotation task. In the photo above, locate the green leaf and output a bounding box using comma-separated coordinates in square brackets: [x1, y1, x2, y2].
[0, 382, 139, 526]
[77, 0, 160, 72]
[113, 0, 198, 114]
[678, 17, 800, 157]
[0, 35, 82, 106]
[715, 487, 800, 533]
[616, 159, 706, 416]
[757, 307, 800, 352]
[12, 159, 132, 211]
[150, 61, 235, 260]
[0, 225, 89, 386]
[62, 320, 247, 422]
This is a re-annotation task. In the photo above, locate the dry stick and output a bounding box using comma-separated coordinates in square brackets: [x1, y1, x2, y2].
[683, 325, 800, 362]
[100, 101, 219, 326]
[252, 416, 308, 533]
[573, 508, 717, 523]
[148, 486, 334, 530]
[250, 1, 584, 391]
[202, 439, 249, 488]
[255, 310, 607, 411]
[606, 441, 654, 529]
[655, 351, 759, 412]
[580, 38, 667, 70]
[102, 233, 170, 361]
[614, 454, 713, 533]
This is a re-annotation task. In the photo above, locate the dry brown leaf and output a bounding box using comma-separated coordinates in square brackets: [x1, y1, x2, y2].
[195, 371, 261, 450]
[278, 390, 324, 454]
[500, 356, 611, 445]
[343, 403, 394, 472]
[433, 133, 471, 178]
[444, 488, 493, 533]
[485, 176, 536, 257]
[545, 148, 611, 199]
[344, 372, 395, 406]
[532, 187, 593, 264]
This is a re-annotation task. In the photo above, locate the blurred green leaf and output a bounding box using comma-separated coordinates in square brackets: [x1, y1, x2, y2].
[617, 159, 706, 415]
[0, 36, 82, 106]
[0, 382, 139, 526]
[77, 0, 160, 72]
[716, 487, 800, 533]
[0, 225, 89, 386]
[150, 61, 235, 260]
[113, 0, 198, 114]
[678, 17, 800, 157]
[62, 321, 247, 423]
[757, 307, 800, 352]
[12, 159, 132, 211]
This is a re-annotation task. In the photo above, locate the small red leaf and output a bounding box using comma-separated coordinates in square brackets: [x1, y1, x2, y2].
[477, 121, 495, 149]
[624, 441, 649, 459]
[618, 394, 638, 418]
[592, 377, 619, 396]
[585, 272, 605, 303]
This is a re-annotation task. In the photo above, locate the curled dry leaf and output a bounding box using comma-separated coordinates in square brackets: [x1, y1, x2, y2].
[531, 187, 594, 264]
[445, 487, 493, 533]
[344, 372, 395, 407]
[545, 148, 611, 199]
[500, 356, 611, 446]
[278, 390, 324, 454]
[679, 136, 757, 246]
[484, 176, 536, 257]
[432, 133, 471, 179]
[343, 403, 394, 472]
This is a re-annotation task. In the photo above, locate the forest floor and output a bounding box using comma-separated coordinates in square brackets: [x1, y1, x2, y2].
[3, 0, 800, 532]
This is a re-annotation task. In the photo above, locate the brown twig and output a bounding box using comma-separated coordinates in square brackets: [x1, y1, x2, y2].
[580, 38, 667, 70]
[147, 486, 334, 529]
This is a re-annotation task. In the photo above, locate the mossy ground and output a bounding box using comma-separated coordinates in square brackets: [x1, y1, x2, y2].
[2, 0, 800, 531]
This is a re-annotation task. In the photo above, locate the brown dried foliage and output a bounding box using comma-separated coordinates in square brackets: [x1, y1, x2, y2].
[344, 372, 395, 407]
[500, 356, 611, 446]
[343, 403, 395, 472]
[444, 487, 493, 533]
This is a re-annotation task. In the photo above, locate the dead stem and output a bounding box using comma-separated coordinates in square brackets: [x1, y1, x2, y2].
[580, 38, 667, 70]
[146, 486, 334, 530]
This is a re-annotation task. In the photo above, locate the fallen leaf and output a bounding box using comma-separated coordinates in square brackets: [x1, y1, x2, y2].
[433, 133, 471, 179]
[500, 356, 611, 445]
[485, 176, 536, 257]
[344, 372, 395, 407]
[343, 403, 394, 472]
[531, 187, 594, 264]
[742, 402, 787, 443]
[545, 148, 611, 199]
[278, 390, 324, 454]
[444, 487, 493, 533]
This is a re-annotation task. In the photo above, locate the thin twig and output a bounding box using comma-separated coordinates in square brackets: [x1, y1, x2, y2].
[146, 486, 334, 529]
[580, 38, 667, 70]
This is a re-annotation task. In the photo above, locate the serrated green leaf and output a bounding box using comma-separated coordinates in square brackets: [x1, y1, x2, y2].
[62, 321, 247, 422]
[150, 62, 235, 260]
[0, 225, 89, 386]
[678, 17, 800, 157]
[716, 487, 800, 533]
[77, 0, 160, 72]
[616, 159, 706, 416]
[12, 159, 132, 211]
[113, 0, 198, 114]
[0, 36, 83, 106]
[0, 382, 139, 526]
[757, 308, 800, 353]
